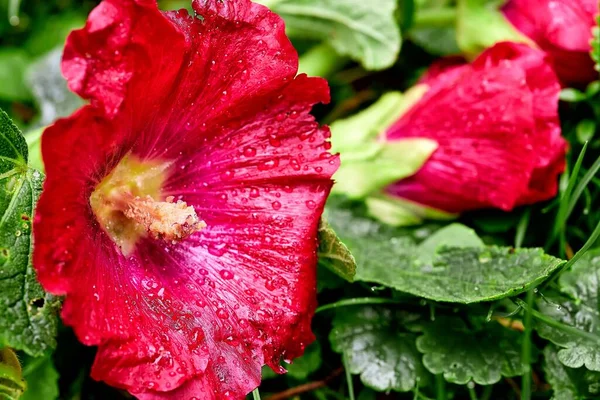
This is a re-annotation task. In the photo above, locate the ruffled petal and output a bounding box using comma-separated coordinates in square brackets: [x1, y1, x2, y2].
[34, 0, 338, 399]
[386, 42, 564, 213]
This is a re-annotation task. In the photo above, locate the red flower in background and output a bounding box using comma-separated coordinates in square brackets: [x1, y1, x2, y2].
[385, 42, 566, 214]
[33, 0, 338, 398]
[502, 0, 598, 86]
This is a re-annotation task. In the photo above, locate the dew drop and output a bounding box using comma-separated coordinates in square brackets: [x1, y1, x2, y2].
[216, 308, 229, 319]
[243, 146, 257, 157]
[271, 201, 282, 210]
[305, 200, 316, 209]
[219, 270, 234, 280]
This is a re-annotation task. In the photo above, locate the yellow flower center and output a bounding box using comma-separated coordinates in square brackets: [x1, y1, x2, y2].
[89, 154, 205, 255]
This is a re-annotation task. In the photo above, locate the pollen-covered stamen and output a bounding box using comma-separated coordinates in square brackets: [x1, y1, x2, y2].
[123, 195, 206, 242]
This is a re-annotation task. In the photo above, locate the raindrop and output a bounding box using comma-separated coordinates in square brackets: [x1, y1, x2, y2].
[271, 201, 281, 210]
[219, 270, 234, 280]
[305, 200, 316, 209]
[216, 308, 229, 319]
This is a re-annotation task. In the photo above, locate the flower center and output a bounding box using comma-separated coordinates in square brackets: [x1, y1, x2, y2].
[89, 154, 205, 255]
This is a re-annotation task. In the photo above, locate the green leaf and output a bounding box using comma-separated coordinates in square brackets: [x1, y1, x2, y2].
[318, 218, 356, 282]
[0, 108, 59, 356]
[543, 345, 600, 400]
[591, 15, 599, 72]
[259, 0, 401, 70]
[456, 0, 531, 55]
[536, 251, 600, 371]
[559, 88, 587, 103]
[286, 341, 322, 380]
[0, 348, 25, 400]
[364, 194, 456, 227]
[25, 49, 84, 127]
[325, 202, 565, 303]
[0, 49, 32, 102]
[416, 317, 525, 385]
[330, 306, 428, 392]
[21, 355, 59, 400]
[576, 119, 596, 144]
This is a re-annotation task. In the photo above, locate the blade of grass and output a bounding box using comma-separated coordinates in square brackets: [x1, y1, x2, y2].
[315, 297, 402, 314]
[252, 389, 261, 400]
[515, 209, 531, 248]
[565, 155, 600, 219]
[343, 354, 355, 400]
[546, 142, 588, 250]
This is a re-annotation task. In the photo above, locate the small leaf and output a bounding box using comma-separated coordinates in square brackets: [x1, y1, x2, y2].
[21, 355, 59, 400]
[325, 201, 565, 303]
[260, 0, 401, 70]
[576, 119, 596, 144]
[286, 341, 322, 380]
[0, 348, 25, 400]
[536, 250, 600, 371]
[330, 306, 428, 392]
[416, 317, 526, 385]
[559, 88, 587, 103]
[543, 345, 600, 400]
[0, 109, 60, 356]
[318, 218, 356, 282]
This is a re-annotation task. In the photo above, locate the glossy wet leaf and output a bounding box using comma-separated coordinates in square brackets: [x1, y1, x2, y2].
[543, 345, 600, 400]
[330, 306, 428, 392]
[0, 109, 59, 356]
[416, 317, 525, 385]
[21, 355, 59, 400]
[260, 0, 401, 70]
[536, 251, 600, 371]
[318, 218, 356, 282]
[325, 202, 565, 303]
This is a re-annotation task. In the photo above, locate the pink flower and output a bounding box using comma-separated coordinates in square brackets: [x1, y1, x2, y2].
[385, 42, 566, 213]
[32, 0, 338, 398]
[502, 0, 599, 86]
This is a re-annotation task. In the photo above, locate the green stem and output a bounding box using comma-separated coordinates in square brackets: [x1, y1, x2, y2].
[298, 43, 348, 78]
[315, 297, 402, 314]
[514, 209, 531, 248]
[412, 7, 457, 28]
[8, 0, 21, 25]
[343, 354, 355, 400]
[252, 388, 261, 400]
[435, 374, 446, 400]
[515, 299, 600, 345]
[468, 385, 478, 400]
[481, 385, 493, 400]
[520, 290, 534, 400]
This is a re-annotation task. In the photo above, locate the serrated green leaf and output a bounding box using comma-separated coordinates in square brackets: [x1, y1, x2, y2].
[21, 355, 59, 400]
[318, 218, 356, 282]
[259, 0, 401, 70]
[0, 109, 59, 357]
[543, 345, 600, 400]
[330, 306, 428, 392]
[0, 348, 25, 400]
[416, 317, 525, 385]
[325, 202, 565, 303]
[537, 251, 600, 371]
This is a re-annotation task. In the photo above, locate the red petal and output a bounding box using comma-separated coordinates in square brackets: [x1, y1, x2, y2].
[386, 42, 565, 213]
[502, 0, 598, 86]
[35, 0, 338, 398]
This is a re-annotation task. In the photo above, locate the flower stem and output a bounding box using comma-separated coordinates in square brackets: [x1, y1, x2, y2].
[298, 43, 348, 78]
[435, 374, 446, 400]
[481, 385, 493, 400]
[252, 388, 261, 400]
[315, 297, 402, 314]
[468, 385, 478, 400]
[343, 354, 355, 400]
[520, 290, 534, 400]
[412, 7, 457, 28]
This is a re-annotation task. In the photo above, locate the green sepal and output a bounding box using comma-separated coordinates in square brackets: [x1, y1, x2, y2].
[365, 193, 456, 227]
[331, 88, 436, 200]
[456, 0, 532, 57]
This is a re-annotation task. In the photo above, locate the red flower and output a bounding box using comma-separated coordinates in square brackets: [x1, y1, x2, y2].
[502, 0, 598, 86]
[385, 42, 566, 214]
[33, 0, 338, 398]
